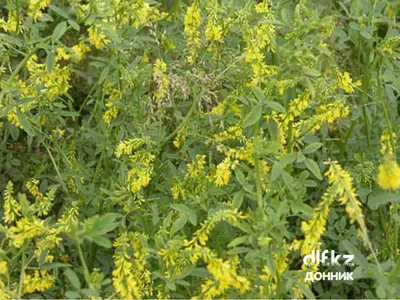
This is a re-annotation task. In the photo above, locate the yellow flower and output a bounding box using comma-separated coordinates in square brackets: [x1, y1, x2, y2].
[202, 257, 250, 298]
[22, 270, 55, 295]
[336, 71, 361, 93]
[153, 59, 169, 102]
[88, 25, 110, 50]
[380, 129, 396, 155]
[184, 1, 202, 62]
[9, 217, 46, 248]
[71, 41, 91, 62]
[28, 0, 51, 20]
[3, 181, 21, 223]
[56, 48, 71, 61]
[0, 10, 23, 33]
[215, 158, 232, 187]
[205, 18, 223, 42]
[112, 232, 153, 299]
[0, 261, 7, 275]
[377, 156, 400, 190]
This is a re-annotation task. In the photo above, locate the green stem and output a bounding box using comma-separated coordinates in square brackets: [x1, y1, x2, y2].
[253, 118, 264, 210]
[77, 243, 91, 285]
[158, 95, 198, 151]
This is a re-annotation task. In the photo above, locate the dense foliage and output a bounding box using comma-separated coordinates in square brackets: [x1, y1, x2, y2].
[0, 0, 399, 298]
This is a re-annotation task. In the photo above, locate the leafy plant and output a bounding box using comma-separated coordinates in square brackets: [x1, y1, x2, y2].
[0, 0, 399, 298]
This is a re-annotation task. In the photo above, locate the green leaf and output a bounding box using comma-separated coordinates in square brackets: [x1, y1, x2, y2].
[251, 86, 265, 102]
[342, 240, 368, 269]
[52, 21, 67, 43]
[80, 213, 121, 239]
[64, 269, 81, 290]
[303, 142, 323, 154]
[188, 212, 197, 226]
[303, 67, 320, 77]
[93, 236, 112, 248]
[16, 110, 35, 136]
[305, 158, 322, 180]
[271, 163, 283, 181]
[279, 153, 297, 166]
[228, 235, 249, 248]
[232, 191, 244, 209]
[50, 5, 70, 19]
[266, 101, 286, 113]
[46, 51, 55, 73]
[170, 215, 188, 236]
[171, 204, 192, 214]
[242, 105, 262, 128]
[368, 191, 400, 210]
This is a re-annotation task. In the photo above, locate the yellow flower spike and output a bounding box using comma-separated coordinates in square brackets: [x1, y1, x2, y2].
[88, 25, 110, 50]
[56, 48, 70, 61]
[184, 1, 202, 63]
[377, 155, 400, 191]
[112, 232, 153, 299]
[215, 158, 232, 187]
[28, 0, 51, 21]
[335, 71, 362, 93]
[153, 59, 169, 102]
[9, 217, 47, 248]
[0, 261, 7, 275]
[3, 181, 21, 223]
[22, 270, 55, 295]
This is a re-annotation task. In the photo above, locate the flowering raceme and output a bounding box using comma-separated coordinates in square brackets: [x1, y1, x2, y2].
[88, 25, 110, 49]
[377, 156, 400, 190]
[184, 1, 202, 62]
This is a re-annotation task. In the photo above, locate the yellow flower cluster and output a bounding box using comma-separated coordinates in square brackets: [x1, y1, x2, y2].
[28, 0, 51, 20]
[3, 181, 21, 223]
[209, 95, 242, 118]
[244, 1, 276, 85]
[112, 0, 164, 28]
[377, 155, 400, 190]
[204, 0, 224, 43]
[259, 248, 289, 296]
[0, 261, 7, 275]
[0, 10, 23, 33]
[0, 260, 12, 298]
[103, 82, 122, 123]
[115, 138, 155, 194]
[185, 209, 245, 247]
[158, 238, 189, 269]
[112, 232, 153, 299]
[224, 141, 255, 165]
[215, 157, 233, 187]
[275, 79, 297, 95]
[88, 25, 110, 50]
[201, 256, 250, 298]
[268, 89, 313, 150]
[171, 154, 208, 200]
[380, 129, 396, 155]
[173, 129, 186, 148]
[378, 36, 400, 57]
[287, 89, 312, 121]
[26, 54, 71, 101]
[182, 210, 249, 298]
[71, 41, 91, 62]
[26, 178, 57, 217]
[335, 71, 362, 93]
[22, 270, 55, 295]
[214, 125, 244, 142]
[153, 59, 169, 102]
[9, 217, 46, 248]
[34, 227, 63, 263]
[296, 161, 367, 256]
[184, 1, 202, 63]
